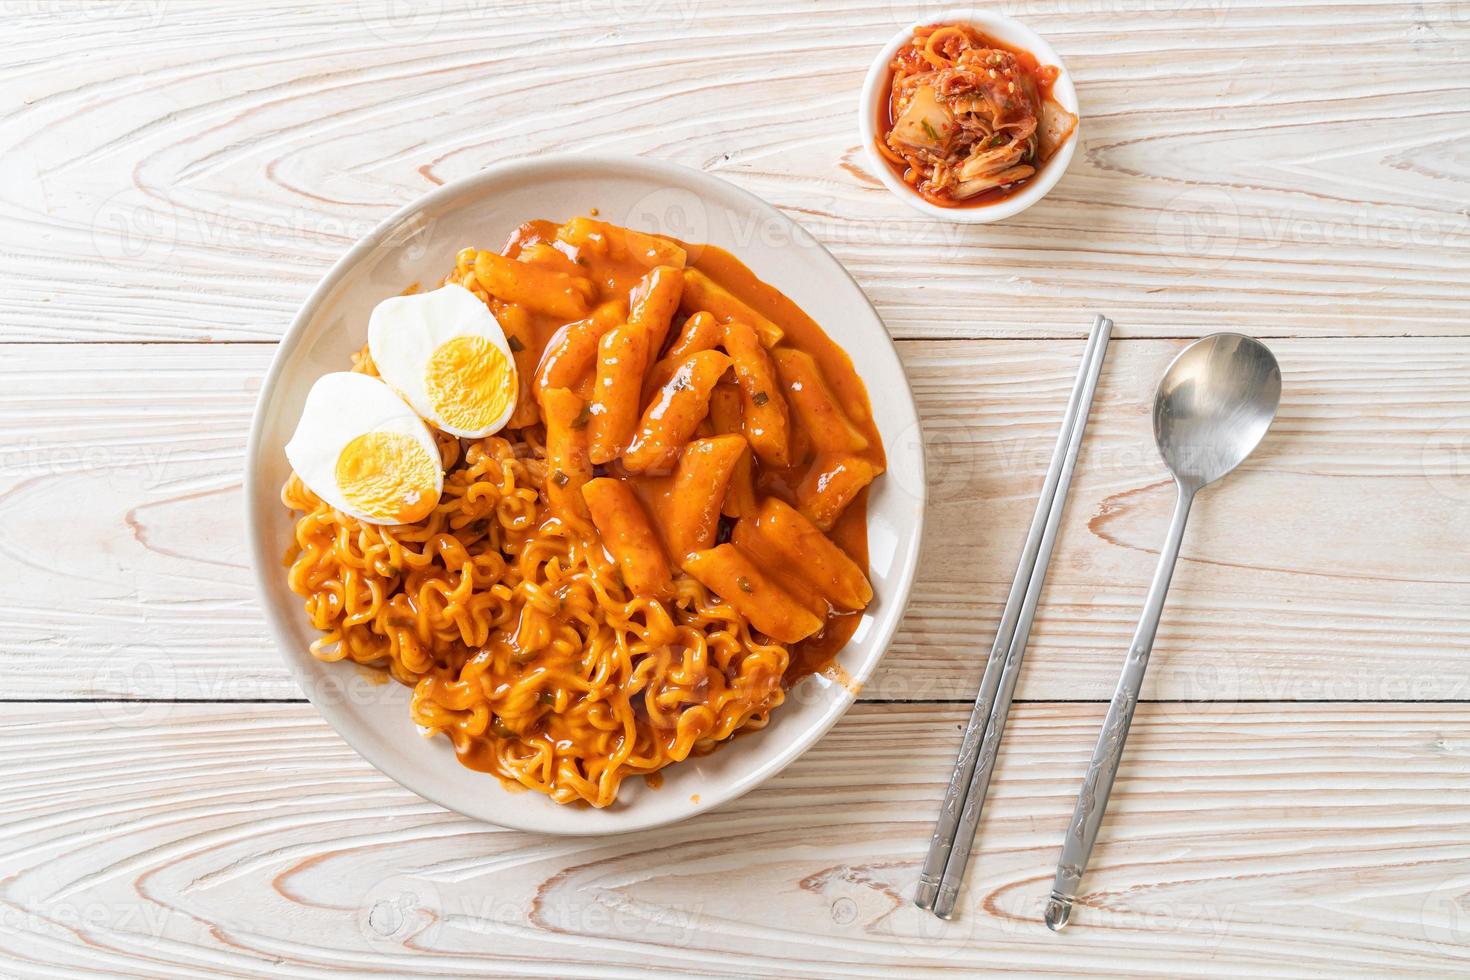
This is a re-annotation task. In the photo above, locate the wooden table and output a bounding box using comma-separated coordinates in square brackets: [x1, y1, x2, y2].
[4, 2, 1468, 975]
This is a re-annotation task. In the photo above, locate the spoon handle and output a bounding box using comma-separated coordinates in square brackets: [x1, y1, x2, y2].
[1044, 484, 1195, 931]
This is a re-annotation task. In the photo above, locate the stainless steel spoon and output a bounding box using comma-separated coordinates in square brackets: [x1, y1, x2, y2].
[1044, 333, 1281, 932]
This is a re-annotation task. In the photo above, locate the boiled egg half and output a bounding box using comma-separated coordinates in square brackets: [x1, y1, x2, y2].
[285, 372, 443, 525]
[368, 283, 519, 438]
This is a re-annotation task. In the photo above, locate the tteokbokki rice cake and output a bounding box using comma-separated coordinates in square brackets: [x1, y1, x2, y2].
[281, 216, 885, 807]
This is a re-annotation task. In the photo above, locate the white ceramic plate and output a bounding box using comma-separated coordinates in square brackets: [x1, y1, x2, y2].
[245, 155, 925, 835]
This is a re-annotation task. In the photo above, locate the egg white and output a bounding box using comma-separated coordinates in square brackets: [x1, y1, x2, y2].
[284, 372, 443, 525]
[368, 283, 519, 438]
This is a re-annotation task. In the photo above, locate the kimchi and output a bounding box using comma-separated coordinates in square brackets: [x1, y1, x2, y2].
[877, 23, 1078, 207]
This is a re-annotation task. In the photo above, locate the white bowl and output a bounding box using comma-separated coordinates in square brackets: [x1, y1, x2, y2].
[858, 7, 1080, 223]
[245, 155, 926, 835]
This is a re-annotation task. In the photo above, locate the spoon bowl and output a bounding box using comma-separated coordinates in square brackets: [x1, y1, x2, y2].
[1154, 333, 1282, 491]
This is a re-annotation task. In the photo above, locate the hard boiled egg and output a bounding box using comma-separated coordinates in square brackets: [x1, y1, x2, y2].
[368, 283, 519, 438]
[285, 372, 443, 525]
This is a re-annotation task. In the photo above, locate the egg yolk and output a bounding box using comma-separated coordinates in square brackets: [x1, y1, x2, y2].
[334, 432, 440, 523]
[424, 335, 515, 433]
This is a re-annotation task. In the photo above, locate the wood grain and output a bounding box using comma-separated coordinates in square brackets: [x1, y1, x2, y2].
[1, 702, 1467, 978]
[3, 1, 1468, 342]
[4, 3, 1469, 976]
[3, 338, 1464, 702]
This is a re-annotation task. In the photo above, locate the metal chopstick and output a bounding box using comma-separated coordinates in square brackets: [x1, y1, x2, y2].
[914, 315, 1113, 914]
[930, 316, 1113, 919]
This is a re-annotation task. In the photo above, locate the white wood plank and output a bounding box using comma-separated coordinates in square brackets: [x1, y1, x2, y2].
[3, 338, 1464, 702]
[0, 702, 1466, 977]
[3, 1, 1467, 342]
